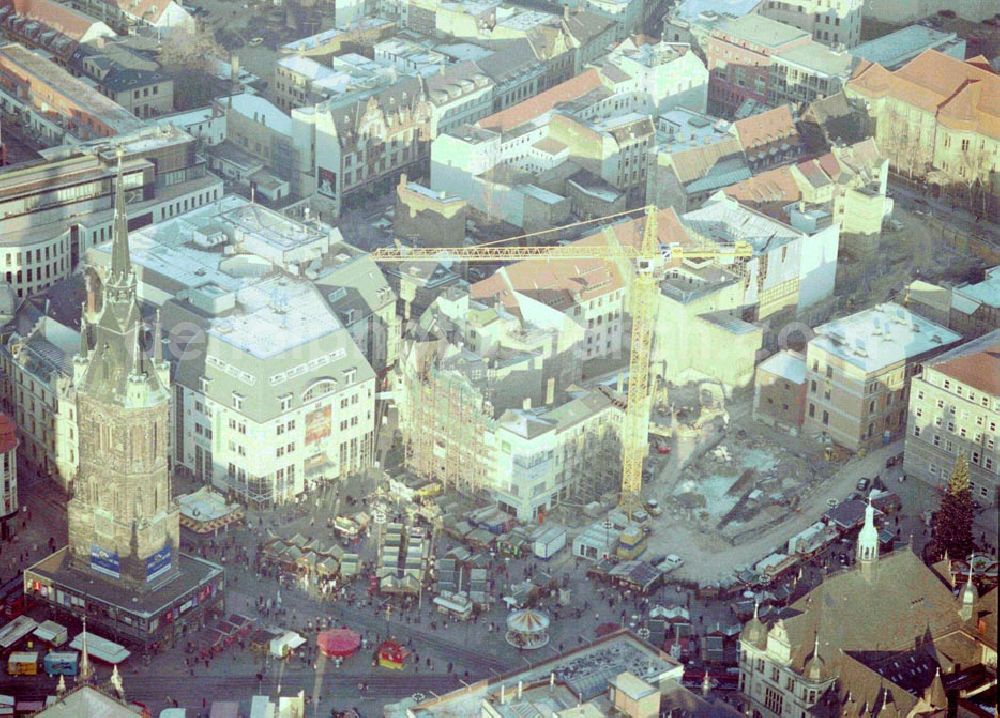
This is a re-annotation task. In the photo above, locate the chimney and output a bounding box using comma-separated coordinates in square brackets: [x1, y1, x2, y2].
[563, 5, 569, 21]
[522, 397, 532, 410]
[546, 377, 555, 405]
[616, 373, 624, 392]
[517, 681, 523, 699]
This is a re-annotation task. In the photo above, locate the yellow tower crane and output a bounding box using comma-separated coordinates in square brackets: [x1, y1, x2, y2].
[372, 206, 753, 515]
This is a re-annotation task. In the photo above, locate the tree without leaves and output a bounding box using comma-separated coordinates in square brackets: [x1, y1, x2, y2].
[932, 454, 976, 560]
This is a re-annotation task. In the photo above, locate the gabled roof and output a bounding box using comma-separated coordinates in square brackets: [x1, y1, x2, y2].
[732, 105, 801, 155]
[723, 165, 801, 217]
[848, 50, 1000, 139]
[926, 330, 1000, 397]
[2, 0, 107, 41]
[478, 68, 604, 132]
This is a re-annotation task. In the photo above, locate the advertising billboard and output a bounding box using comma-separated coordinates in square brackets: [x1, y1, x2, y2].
[305, 405, 332, 445]
[318, 167, 338, 198]
[145, 545, 172, 583]
[90, 545, 120, 579]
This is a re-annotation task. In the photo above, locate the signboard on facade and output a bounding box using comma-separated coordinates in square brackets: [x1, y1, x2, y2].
[318, 168, 337, 198]
[145, 545, 172, 583]
[305, 405, 332, 445]
[90, 546, 120, 579]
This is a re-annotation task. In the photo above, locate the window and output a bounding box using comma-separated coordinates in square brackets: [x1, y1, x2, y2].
[822, 410, 829, 425]
[232, 393, 244, 410]
[765, 687, 784, 715]
[825, 366, 833, 379]
[280, 394, 292, 411]
[809, 403, 815, 418]
[913, 426, 921, 437]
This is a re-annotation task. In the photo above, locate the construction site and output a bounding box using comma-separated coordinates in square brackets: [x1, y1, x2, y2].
[372, 199, 861, 589]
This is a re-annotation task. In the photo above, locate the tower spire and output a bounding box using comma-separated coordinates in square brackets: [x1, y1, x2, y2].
[80, 616, 93, 682]
[110, 145, 132, 285]
[79, 301, 89, 356]
[153, 310, 163, 363]
[857, 496, 879, 563]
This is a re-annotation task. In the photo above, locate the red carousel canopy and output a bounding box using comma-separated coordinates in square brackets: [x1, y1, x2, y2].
[317, 628, 361, 658]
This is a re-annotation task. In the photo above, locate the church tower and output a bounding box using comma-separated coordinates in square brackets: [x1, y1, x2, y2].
[856, 498, 879, 563]
[66, 146, 179, 590]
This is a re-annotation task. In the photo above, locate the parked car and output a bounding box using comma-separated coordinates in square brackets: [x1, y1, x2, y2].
[856, 478, 871, 493]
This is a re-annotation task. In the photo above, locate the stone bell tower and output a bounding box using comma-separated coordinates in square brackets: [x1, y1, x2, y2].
[66, 146, 179, 591]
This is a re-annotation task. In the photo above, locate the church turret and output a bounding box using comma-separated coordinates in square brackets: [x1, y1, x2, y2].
[959, 557, 978, 621]
[925, 667, 947, 710]
[804, 634, 826, 682]
[857, 497, 879, 563]
[109, 146, 132, 287]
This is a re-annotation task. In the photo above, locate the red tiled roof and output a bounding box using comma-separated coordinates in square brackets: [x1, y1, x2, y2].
[3, 0, 103, 41]
[574, 206, 691, 252]
[471, 255, 623, 315]
[848, 50, 1000, 140]
[931, 342, 1000, 396]
[478, 68, 604, 133]
[724, 165, 801, 218]
[0, 413, 17, 454]
[732, 104, 799, 152]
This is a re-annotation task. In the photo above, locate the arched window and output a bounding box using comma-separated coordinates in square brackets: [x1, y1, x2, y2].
[302, 378, 338, 403]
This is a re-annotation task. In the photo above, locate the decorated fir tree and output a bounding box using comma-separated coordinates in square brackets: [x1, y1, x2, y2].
[933, 455, 976, 560]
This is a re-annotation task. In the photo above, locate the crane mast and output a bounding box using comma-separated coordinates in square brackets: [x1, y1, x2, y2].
[372, 206, 751, 515]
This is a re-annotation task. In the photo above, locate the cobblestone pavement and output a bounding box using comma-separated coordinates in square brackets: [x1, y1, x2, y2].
[0, 430, 986, 716]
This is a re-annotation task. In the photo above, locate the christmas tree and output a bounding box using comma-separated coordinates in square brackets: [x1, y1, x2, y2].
[933, 455, 976, 560]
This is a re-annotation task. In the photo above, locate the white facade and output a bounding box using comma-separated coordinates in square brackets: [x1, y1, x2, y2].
[600, 40, 709, 114]
[86, 195, 381, 505]
[685, 195, 840, 319]
[0, 414, 16, 523]
[494, 390, 622, 520]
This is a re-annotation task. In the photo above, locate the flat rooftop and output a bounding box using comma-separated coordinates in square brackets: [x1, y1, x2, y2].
[411, 631, 680, 716]
[656, 108, 733, 150]
[715, 14, 809, 48]
[0, 43, 142, 133]
[774, 40, 854, 77]
[810, 302, 961, 372]
[850, 25, 962, 69]
[89, 195, 346, 359]
[26, 548, 222, 618]
[672, 0, 762, 23]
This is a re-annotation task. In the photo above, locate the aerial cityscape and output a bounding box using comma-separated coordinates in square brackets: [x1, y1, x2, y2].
[0, 0, 996, 714]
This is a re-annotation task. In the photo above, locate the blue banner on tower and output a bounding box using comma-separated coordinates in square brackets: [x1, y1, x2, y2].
[90, 545, 121, 579]
[145, 545, 172, 583]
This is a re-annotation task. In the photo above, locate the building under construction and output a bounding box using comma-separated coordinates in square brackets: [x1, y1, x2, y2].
[397, 285, 622, 520]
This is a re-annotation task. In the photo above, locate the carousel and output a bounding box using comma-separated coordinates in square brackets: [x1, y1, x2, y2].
[377, 639, 409, 669]
[317, 628, 361, 660]
[504, 608, 550, 650]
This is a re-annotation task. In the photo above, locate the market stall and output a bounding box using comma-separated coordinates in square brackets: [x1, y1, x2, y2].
[504, 609, 550, 650]
[377, 639, 409, 669]
[317, 629, 361, 659]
